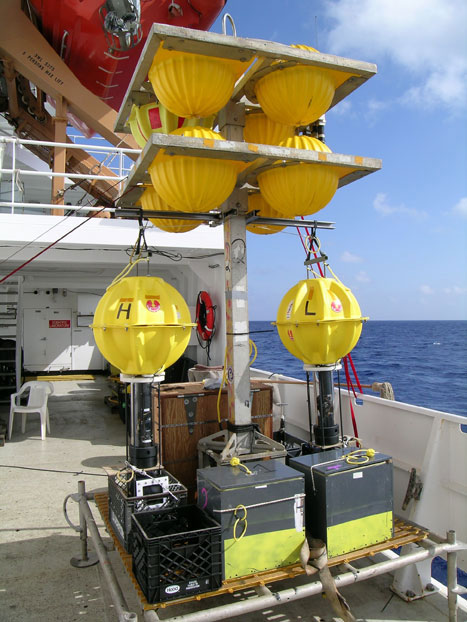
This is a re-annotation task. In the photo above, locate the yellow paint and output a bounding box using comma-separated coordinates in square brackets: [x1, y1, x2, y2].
[223, 528, 305, 579]
[327, 511, 393, 557]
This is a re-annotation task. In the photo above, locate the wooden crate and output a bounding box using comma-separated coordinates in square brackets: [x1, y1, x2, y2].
[153, 381, 273, 500]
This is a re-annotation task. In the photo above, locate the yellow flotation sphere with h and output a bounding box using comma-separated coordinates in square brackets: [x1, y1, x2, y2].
[92, 276, 195, 375]
[254, 44, 341, 126]
[139, 187, 200, 233]
[275, 278, 367, 365]
[148, 127, 243, 213]
[148, 47, 250, 119]
[258, 136, 339, 218]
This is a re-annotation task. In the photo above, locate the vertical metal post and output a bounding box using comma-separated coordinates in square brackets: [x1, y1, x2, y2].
[15, 275, 23, 392]
[51, 96, 67, 216]
[218, 103, 252, 427]
[11, 139, 15, 213]
[447, 530, 458, 622]
[223, 204, 251, 425]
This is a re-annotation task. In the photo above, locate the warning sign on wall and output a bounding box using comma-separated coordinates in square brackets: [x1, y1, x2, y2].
[49, 320, 71, 328]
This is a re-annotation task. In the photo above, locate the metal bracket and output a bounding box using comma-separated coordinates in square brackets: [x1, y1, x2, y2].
[183, 396, 198, 435]
[402, 468, 423, 510]
[198, 428, 287, 467]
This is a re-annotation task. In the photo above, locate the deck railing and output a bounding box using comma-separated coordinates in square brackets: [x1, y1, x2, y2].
[0, 135, 140, 215]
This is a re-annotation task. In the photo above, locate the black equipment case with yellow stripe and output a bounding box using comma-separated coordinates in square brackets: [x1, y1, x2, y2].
[289, 448, 393, 558]
[197, 461, 305, 580]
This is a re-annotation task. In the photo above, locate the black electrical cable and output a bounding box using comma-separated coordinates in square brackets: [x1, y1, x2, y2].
[0, 464, 107, 476]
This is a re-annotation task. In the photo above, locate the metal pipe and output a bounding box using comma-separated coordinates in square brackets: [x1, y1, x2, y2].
[75, 481, 137, 622]
[159, 538, 465, 622]
[447, 530, 458, 622]
[0, 168, 124, 181]
[0, 202, 116, 212]
[0, 135, 140, 154]
[77, 480, 90, 562]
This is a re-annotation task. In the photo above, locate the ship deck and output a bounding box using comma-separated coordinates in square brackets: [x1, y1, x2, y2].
[0, 376, 465, 622]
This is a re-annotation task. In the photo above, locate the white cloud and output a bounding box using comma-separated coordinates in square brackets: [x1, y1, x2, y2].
[341, 250, 362, 263]
[420, 285, 435, 295]
[373, 193, 427, 220]
[452, 197, 467, 218]
[356, 271, 370, 283]
[323, 0, 467, 112]
[444, 286, 467, 295]
[328, 99, 353, 117]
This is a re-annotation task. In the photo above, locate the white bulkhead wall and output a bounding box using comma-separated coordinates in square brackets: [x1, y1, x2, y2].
[20, 258, 227, 373]
[22, 286, 105, 372]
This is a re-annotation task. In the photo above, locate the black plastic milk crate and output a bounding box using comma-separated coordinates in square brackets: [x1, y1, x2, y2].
[131, 505, 222, 603]
[108, 469, 187, 552]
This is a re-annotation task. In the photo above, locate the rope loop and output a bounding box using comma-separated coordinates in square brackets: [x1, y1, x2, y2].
[233, 504, 248, 540]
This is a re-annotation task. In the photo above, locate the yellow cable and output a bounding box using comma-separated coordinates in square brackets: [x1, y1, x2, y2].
[233, 504, 248, 541]
[107, 256, 148, 290]
[345, 448, 376, 465]
[230, 456, 253, 475]
[115, 468, 134, 484]
[217, 347, 228, 423]
[249, 339, 258, 366]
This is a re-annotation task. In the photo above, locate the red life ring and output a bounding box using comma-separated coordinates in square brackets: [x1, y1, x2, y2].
[196, 291, 215, 341]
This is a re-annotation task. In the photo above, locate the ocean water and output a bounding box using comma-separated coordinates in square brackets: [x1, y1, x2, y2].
[250, 320, 467, 417]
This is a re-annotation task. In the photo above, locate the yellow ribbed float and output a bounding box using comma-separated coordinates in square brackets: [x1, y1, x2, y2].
[92, 276, 195, 375]
[148, 47, 249, 118]
[254, 45, 340, 126]
[126, 102, 182, 148]
[139, 187, 199, 233]
[148, 127, 242, 213]
[243, 110, 295, 146]
[275, 278, 367, 365]
[246, 192, 286, 235]
[257, 136, 339, 217]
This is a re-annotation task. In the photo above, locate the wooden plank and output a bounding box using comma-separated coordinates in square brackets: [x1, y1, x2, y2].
[114, 23, 377, 132]
[117, 133, 382, 207]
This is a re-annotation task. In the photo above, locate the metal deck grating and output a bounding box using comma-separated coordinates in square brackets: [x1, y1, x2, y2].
[94, 492, 429, 610]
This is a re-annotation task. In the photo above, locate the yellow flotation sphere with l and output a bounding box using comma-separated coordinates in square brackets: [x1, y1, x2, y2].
[257, 136, 339, 217]
[243, 110, 295, 146]
[148, 127, 242, 213]
[92, 276, 195, 375]
[254, 45, 337, 126]
[275, 278, 367, 365]
[148, 47, 249, 118]
[246, 192, 286, 235]
[139, 187, 199, 233]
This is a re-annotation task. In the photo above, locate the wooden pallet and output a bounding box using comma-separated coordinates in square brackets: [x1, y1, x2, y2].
[94, 492, 429, 611]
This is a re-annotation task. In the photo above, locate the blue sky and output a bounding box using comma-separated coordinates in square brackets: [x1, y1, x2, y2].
[212, 0, 467, 320]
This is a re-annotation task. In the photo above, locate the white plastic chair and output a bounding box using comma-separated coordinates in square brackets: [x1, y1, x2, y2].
[8, 381, 54, 441]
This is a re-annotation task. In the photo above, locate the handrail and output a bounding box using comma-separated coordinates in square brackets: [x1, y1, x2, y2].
[0, 135, 141, 214]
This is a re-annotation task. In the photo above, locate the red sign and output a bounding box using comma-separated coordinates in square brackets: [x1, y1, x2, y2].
[49, 320, 71, 328]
